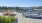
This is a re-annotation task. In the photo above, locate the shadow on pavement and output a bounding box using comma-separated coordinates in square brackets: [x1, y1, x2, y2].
[12, 18, 18, 23]
[25, 16, 42, 19]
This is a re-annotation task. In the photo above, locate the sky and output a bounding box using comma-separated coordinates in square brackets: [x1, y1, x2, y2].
[0, 0, 42, 7]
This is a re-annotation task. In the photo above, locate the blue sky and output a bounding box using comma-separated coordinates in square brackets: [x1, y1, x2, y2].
[0, 0, 42, 7]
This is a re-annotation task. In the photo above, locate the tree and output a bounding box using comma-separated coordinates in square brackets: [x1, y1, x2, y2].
[37, 6, 42, 9]
[0, 6, 2, 10]
[16, 7, 19, 10]
[2, 6, 7, 9]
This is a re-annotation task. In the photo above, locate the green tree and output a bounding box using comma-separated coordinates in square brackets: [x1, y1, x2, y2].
[16, 7, 19, 10]
[7, 7, 14, 10]
[0, 6, 2, 10]
[2, 6, 7, 9]
[37, 6, 42, 9]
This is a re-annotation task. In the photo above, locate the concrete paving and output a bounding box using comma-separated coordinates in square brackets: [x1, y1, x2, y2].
[15, 13, 42, 23]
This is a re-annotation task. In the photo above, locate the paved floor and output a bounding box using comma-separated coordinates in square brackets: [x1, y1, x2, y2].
[15, 13, 42, 23]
